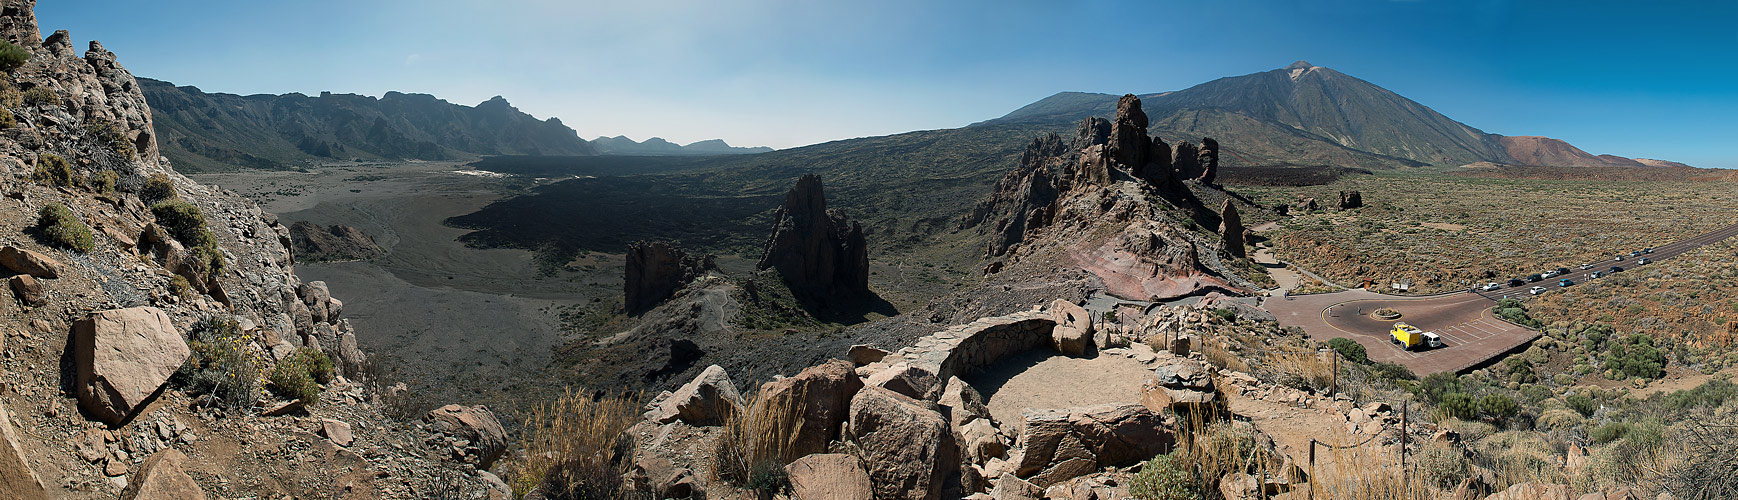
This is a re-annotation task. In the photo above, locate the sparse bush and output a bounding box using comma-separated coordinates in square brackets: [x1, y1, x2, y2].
[85, 120, 136, 160]
[1415, 442, 1470, 489]
[1327, 337, 1369, 365]
[36, 203, 94, 252]
[268, 347, 330, 403]
[31, 153, 74, 188]
[509, 388, 637, 499]
[1478, 393, 1519, 424]
[1494, 298, 1542, 328]
[90, 169, 118, 194]
[1211, 308, 1237, 323]
[0, 108, 13, 128]
[1663, 375, 1737, 411]
[1663, 414, 1738, 499]
[1566, 393, 1598, 417]
[141, 173, 177, 203]
[0, 39, 27, 72]
[168, 275, 193, 299]
[1592, 422, 1631, 444]
[175, 316, 259, 411]
[151, 199, 213, 247]
[21, 85, 56, 107]
[714, 389, 795, 499]
[1129, 451, 1200, 500]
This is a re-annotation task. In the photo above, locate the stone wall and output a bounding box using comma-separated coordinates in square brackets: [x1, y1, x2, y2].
[876, 310, 1056, 383]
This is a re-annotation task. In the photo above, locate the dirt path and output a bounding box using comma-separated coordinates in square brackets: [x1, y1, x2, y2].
[967, 348, 1155, 434]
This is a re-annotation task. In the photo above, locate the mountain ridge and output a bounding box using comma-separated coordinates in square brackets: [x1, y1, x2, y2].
[591, 135, 773, 155]
[983, 61, 1689, 169]
[139, 78, 597, 171]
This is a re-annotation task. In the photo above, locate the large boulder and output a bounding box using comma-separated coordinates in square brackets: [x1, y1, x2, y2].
[0, 402, 47, 500]
[646, 364, 745, 426]
[865, 362, 940, 401]
[938, 376, 992, 430]
[748, 359, 864, 462]
[1142, 356, 1221, 418]
[424, 405, 508, 469]
[8, 274, 44, 306]
[624, 240, 715, 314]
[1016, 404, 1173, 486]
[120, 449, 207, 500]
[1338, 190, 1363, 210]
[847, 386, 959, 500]
[786, 453, 873, 500]
[0, 246, 62, 278]
[1171, 142, 1201, 180]
[74, 307, 189, 425]
[1048, 299, 1094, 356]
[756, 175, 870, 303]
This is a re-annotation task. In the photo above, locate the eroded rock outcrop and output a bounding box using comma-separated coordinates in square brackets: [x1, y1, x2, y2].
[758, 175, 870, 303]
[645, 364, 744, 426]
[1338, 190, 1363, 210]
[120, 449, 207, 500]
[424, 405, 509, 469]
[1109, 94, 1151, 170]
[1016, 404, 1173, 487]
[624, 240, 716, 314]
[1220, 199, 1245, 259]
[0, 402, 46, 499]
[287, 221, 383, 263]
[847, 386, 959, 500]
[747, 359, 864, 462]
[1199, 137, 1220, 184]
[1172, 141, 1202, 180]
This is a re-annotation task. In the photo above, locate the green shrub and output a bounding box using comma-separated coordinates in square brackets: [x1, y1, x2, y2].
[85, 120, 136, 160]
[1663, 375, 1737, 411]
[1211, 308, 1237, 322]
[0, 108, 13, 128]
[1370, 362, 1416, 381]
[1604, 333, 1666, 379]
[269, 348, 331, 403]
[168, 275, 193, 299]
[1327, 337, 1369, 365]
[175, 316, 259, 410]
[0, 39, 27, 72]
[1129, 451, 1200, 500]
[1592, 422, 1631, 444]
[1416, 372, 1464, 404]
[1415, 442, 1470, 489]
[90, 170, 118, 194]
[141, 173, 177, 203]
[1494, 298, 1542, 328]
[21, 85, 56, 107]
[1567, 394, 1598, 417]
[36, 203, 94, 252]
[31, 153, 74, 188]
[1478, 393, 1519, 423]
[1438, 392, 1478, 421]
[151, 199, 213, 247]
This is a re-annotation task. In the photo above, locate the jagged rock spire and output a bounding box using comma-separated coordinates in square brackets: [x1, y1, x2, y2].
[758, 175, 870, 301]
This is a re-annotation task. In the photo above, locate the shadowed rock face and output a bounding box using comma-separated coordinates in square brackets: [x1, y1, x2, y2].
[624, 240, 715, 314]
[1198, 137, 1220, 185]
[1220, 199, 1245, 259]
[757, 174, 870, 302]
[288, 221, 382, 263]
[1109, 94, 1151, 170]
[1339, 190, 1363, 210]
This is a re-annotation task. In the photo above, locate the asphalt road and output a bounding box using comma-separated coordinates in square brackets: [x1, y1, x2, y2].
[1264, 221, 1738, 375]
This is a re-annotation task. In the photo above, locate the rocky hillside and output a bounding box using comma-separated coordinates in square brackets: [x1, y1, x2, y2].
[0, 2, 505, 497]
[140, 78, 595, 172]
[592, 135, 772, 155]
[986, 61, 1687, 169]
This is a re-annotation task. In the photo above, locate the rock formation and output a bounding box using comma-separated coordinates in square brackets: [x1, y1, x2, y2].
[1199, 137, 1220, 184]
[1172, 141, 1202, 180]
[757, 174, 870, 302]
[1339, 190, 1363, 210]
[74, 307, 190, 425]
[624, 240, 716, 314]
[0, 402, 46, 499]
[1071, 117, 1110, 151]
[1220, 200, 1245, 259]
[1109, 94, 1151, 169]
[287, 221, 383, 262]
[847, 386, 959, 500]
[424, 405, 509, 469]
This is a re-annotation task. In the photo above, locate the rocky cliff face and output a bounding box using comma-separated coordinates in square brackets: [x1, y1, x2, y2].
[0, 3, 498, 497]
[757, 174, 870, 303]
[287, 221, 382, 262]
[624, 240, 716, 314]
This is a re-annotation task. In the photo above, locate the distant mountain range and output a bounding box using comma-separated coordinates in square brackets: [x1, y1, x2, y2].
[591, 136, 773, 155]
[981, 61, 1688, 169]
[140, 78, 596, 171]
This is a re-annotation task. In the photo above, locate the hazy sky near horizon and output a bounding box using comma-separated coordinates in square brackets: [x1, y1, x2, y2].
[37, 0, 1738, 167]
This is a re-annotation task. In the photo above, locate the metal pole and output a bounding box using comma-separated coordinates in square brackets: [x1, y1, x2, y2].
[1331, 354, 1339, 397]
[1308, 438, 1316, 500]
[1401, 401, 1409, 495]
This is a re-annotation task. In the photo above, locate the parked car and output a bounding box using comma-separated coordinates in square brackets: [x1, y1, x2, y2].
[1559, 278, 1575, 287]
[1644, 247, 1653, 254]
[1555, 267, 1570, 275]
[1615, 255, 1625, 261]
[1589, 271, 1605, 279]
[1637, 258, 1652, 265]
[1579, 263, 1593, 270]
[1610, 266, 1625, 273]
[1526, 274, 1543, 282]
[1529, 286, 1548, 295]
[1480, 282, 1502, 291]
[1507, 278, 1526, 287]
[1630, 250, 1643, 257]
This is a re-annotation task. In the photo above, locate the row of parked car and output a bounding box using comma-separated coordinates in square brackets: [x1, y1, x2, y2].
[1478, 248, 1654, 295]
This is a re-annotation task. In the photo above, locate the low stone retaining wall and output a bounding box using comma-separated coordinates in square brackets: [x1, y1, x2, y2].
[877, 310, 1056, 382]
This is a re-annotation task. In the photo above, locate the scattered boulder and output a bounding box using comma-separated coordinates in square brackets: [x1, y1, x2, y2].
[119, 449, 207, 500]
[847, 386, 959, 500]
[629, 456, 698, 499]
[847, 344, 888, 366]
[1220, 200, 1245, 259]
[1016, 404, 1173, 486]
[992, 473, 1045, 500]
[0, 402, 47, 500]
[8, 274, 44, 306]
[1485, 482, 1573, 500]
[1298, 197, 1319, 212]
[748, 359, 864, 462]
[320, 419, 354, 447]
[1048, 299, 1094, 356]
[865, 363, 941, 401]
[74, 307, 190, 425]
[0, 246, 63, 278]
[786, 453, 873, 500]
[1142, 356, 1221, 417]
[1338, 190, 1363, 210]
[424, 405, 508, 469]
[938, 376, 992, 430]
[624, 240, 716, 314]
[757, 174, 871, 303]
[1577, 486, 1644, 500]
[646, 364, 745, 426]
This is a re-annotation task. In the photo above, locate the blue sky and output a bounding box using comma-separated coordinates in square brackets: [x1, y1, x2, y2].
[37, 0, 1738, 166]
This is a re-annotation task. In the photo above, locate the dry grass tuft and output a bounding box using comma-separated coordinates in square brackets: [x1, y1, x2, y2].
[711, 387, 796, 497]
[509, 388, 640, 500]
